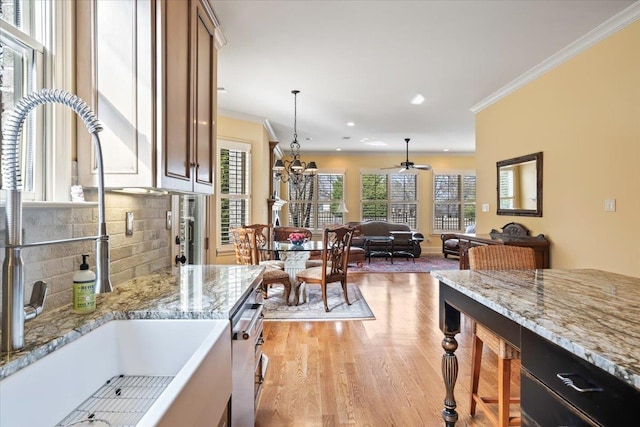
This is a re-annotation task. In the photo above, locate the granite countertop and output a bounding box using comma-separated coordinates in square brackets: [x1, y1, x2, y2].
[0, 264, 264, 379]
[430, 268, 640, 392]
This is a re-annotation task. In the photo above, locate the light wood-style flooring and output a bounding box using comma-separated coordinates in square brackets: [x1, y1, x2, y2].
[257, 272, 520, 427]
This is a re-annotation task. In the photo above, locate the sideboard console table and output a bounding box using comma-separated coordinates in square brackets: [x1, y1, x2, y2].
[456, 222, 550, 270]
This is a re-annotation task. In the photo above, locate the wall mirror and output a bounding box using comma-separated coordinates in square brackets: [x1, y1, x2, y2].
[497, 152, 543, 217]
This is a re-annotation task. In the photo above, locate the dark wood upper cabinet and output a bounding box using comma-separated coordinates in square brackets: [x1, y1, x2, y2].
[77, 0, 222, 194]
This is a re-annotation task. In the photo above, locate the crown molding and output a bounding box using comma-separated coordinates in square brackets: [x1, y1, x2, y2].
[218, 109, 266, 123]
[263, 119, 278, 142]
[470, 2, 640, 114]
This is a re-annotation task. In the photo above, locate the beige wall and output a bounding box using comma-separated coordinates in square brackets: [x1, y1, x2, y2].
[475, 20, 640, 277]
[213, 115, 272, 264]
[298, 151, 475, 253]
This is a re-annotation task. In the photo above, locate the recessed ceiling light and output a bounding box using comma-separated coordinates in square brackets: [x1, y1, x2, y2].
[342, 136, 351, 140]
[347, 122, 355, 127]
[305, 137, 313, 141]
[217, 87, 227, 94]
[411, 94, 425, 105]
[443, 148, 450, 152]
[336, 148, 342, 151]
[365, 140, 387, 146]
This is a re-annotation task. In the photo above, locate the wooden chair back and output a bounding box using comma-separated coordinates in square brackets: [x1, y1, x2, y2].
[321, 226, 354, 281]
[230, 227, 257, 266]
[468, 245, 536, 270]
[244, 223, 274, 262]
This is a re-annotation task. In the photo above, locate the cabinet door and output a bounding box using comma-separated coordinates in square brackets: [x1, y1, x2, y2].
[76, 0, 154, 188]
[160, 0, 193, 192]
[192, 0, 216, 193]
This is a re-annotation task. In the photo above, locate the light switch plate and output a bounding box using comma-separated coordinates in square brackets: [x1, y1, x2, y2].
[604, 199, 616, 212]
[482, 203, 490, 212]
[126, 212, 134, 235]
[166, 211, 172, 229]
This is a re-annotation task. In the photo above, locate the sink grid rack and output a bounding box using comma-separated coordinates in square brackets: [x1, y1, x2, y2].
[56, 375, 175, 427]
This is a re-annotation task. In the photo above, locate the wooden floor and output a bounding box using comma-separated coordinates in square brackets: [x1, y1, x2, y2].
[256, 272, 520, 427]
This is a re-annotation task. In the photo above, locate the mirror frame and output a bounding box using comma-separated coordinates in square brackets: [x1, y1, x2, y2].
[496, 151, 543, 217]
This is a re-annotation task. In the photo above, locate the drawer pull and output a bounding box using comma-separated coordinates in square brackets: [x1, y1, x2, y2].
[556, 373, 603, 393]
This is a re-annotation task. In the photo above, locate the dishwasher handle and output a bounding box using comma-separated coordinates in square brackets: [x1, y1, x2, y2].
[233, 304, 264, 340]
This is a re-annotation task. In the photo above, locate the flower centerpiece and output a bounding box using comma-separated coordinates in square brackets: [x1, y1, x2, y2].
[288, 232, 307, 246]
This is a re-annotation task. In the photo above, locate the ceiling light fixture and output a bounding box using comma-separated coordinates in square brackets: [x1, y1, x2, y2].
[273, 90, 318, 189]
[411, 94, 425, 105]
[347, 122, 355, 127]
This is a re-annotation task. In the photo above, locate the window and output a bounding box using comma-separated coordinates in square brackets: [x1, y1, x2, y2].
[361, 171, 418, 228]
[433, 170, 476, 232]
[1, 0, 73, 201]
[218, 140, 251, 246]
[287, 172, 344, 229]
[498, 168, 515, 209]
[1, 0, 47, 197]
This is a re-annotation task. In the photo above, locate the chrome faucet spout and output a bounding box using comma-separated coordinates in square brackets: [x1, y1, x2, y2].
[1, 89, 112, 353]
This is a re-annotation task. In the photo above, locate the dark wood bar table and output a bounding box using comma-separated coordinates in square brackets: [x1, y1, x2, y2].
[430, 268, 640, 426]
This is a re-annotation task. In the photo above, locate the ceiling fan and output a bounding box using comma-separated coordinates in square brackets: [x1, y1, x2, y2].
[382, 138, 431, 172]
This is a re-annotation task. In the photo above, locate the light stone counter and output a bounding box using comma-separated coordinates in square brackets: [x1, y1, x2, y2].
[0, 264, 264, 379]
[430, 268, 640, 392]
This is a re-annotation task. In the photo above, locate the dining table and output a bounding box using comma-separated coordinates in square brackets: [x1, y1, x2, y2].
[259, 240, 325, 304]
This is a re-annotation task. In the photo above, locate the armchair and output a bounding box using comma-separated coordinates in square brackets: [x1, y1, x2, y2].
[440, 224, 475, 258]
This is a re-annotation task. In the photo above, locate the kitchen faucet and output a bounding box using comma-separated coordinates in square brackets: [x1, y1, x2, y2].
[1, 89, 112, 353]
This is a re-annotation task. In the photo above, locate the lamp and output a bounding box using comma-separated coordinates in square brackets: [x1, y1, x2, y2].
[336, 201, 349, 213]
[273, 90, 318, 188]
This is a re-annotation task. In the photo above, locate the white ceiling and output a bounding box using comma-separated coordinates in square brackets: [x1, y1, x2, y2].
[214, 0, 636, 154]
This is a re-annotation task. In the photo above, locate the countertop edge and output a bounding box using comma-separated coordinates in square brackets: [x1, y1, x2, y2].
[431, 269, 640, 393]
[0, 265, 264, 381]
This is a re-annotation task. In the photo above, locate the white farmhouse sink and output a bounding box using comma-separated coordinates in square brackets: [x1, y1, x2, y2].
[0, 319, 231, 427]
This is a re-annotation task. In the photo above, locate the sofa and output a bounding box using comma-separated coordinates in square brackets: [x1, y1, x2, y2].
[440, 224, 475, 258]
[347, 221, 424, 258]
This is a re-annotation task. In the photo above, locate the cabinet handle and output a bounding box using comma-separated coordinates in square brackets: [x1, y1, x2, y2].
[556, 373, 603, 393]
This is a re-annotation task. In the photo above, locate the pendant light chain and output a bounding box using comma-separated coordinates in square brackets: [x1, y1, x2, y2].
[272, 89, 318, 189]
[291, 89, 300, 157]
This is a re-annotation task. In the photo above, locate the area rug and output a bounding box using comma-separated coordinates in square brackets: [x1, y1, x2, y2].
[263, 284, 375, 321]
[349, 253, 459, 273]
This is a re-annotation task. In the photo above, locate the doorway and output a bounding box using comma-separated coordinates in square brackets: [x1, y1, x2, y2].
[172, 194, 207, 265]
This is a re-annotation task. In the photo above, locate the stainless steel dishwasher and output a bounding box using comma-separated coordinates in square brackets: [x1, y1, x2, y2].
[231, 283, 265, 427]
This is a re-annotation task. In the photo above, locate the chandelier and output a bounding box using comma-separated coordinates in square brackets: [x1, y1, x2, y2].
[273, 90, 318, 188]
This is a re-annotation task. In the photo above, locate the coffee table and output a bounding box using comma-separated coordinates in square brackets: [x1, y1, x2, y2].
[364, 236, 394, 263]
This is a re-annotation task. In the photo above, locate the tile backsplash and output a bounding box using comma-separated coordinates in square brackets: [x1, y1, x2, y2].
[0, 192, 171, 313]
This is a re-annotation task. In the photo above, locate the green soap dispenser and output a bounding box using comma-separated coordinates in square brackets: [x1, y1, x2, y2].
[73, 254, 96, 314]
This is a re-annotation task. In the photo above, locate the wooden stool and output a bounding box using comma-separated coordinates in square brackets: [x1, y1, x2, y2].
[470, 322, 521, 427]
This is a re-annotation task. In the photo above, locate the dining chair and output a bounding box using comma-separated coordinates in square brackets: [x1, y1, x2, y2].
[467, 245, 537, 427]
[294, 226, 354, 312]
[243, 224, 285, 270]
[231, 228, 293, 304]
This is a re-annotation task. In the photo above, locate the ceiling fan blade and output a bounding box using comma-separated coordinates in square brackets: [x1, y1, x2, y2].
[381, 165, 401, 170]
[398, 167, 408, 173]
[414, 165, 432, 170]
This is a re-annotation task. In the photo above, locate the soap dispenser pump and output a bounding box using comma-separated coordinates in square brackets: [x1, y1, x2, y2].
[73, 254, 96, 314]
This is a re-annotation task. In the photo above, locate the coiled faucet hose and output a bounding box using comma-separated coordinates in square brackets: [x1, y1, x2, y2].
[1, 89, 103, 190]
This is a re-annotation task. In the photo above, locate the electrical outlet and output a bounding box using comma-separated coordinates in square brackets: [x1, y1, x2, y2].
[604, 199, 616, 212]
[166, 211, 172, 229]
